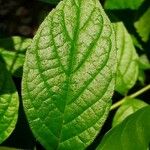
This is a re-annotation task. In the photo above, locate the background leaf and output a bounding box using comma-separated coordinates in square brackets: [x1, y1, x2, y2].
[22, 0, 116, 149]
[114, 22, 139, 94]
[0, 37, 31, 77]
[134, 7, 150, 42]
[97, 106, 150, 150]
[0, 36, 31, 53]
[138, 70, 146, 85]
[0, 51, 25, 77]
[104, 0, 145, 10]
[138, 54, 150, 70]
[138, 55, 150, 84]
[0, 61, 19, 144]
[112, 98, 148, 127]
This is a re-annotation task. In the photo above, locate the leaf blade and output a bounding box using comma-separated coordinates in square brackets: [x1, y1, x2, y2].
[134, 8, 150, 42]
[97, 106, 150, 150]
[104, 0, 145, 10]
[114, 22, 139, 94]
[112, 98, 148, 127]
[0, 61, 19, 144]
[0, 36, 31, 77]
[22, 0, 116, 149]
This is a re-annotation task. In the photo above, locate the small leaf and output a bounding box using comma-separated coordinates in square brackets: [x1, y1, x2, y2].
[0, 50, 25, 77]
[0, 36, 31, 53]
[97, 106, 150, 150]
[138, 54, 150, 70]
[0, 61, 19, 144]
[0, 37, 31, 77]
[22, 0, 116, 149]
[134, 8, 150, 42]
[131, 35, 143, 51]
[137, 54, 150, 85]
[104, 0, 145, 10]
[114, 22, 139, 94]
[138, 69, 146, 85]
[112, 98, 148, 127]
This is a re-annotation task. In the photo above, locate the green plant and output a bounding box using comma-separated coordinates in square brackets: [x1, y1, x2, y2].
[0, 0, 150, 149]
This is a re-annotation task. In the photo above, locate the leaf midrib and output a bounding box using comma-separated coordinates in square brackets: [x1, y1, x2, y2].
[57, 1, 82, 147]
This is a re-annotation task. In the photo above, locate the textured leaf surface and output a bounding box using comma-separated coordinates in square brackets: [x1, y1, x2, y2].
[0, 62, 19, 144]
[0, 37, 31, 77]
[97, 106, 150, 150]
[114, 22, 139, 94]
[104, 0, 144, 10]
[22, 0, 116, 149]
[112, 98, 148, 127]
[134, 8, 150, 42]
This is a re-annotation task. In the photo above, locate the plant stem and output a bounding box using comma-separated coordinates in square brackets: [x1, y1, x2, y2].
[110, 98, 126, 110]
[129, 84, 150, 98]
[110, 84, 150, 110]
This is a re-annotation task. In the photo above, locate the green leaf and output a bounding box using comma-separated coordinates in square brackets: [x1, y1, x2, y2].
[112, 98, 148, 127]
[0, 61, 19, 144]
[104, 0, 145, 10]
[114, 22, 139, 94]
[138, 69, 146, 85]
[0, 37, 31, 77]
[97, 106, 150, 150]
[138, 54, 150, 70]
[22, 0, 116, 149]
[137, 54, 150, 84]
[131, 35, 143, 51]
[0, 50, 25, 77]
[134, 8, 150, 42]
[0, 36, 31, 53]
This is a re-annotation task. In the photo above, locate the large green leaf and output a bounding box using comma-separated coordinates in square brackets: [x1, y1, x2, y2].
[104, 0, 145, 10]
[112, 98, 148, 127]
[0, 37, 31, 77]
[134, 8, 150, 42]
[22, 0, 116, 149]
[97, 106, 150, 150]
[0, 61, 19, 144]
[114, 22, 139, 94]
